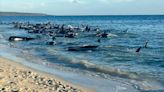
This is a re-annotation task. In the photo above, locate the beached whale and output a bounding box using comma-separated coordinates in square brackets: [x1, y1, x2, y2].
[9, 36, 35, 41]
[67, 45, 98, 51]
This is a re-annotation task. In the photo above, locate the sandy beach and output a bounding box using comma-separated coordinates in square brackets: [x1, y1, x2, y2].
[0, 57, 94, 92]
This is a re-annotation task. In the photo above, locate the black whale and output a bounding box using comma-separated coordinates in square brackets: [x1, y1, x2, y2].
[9, 36, 35, 41]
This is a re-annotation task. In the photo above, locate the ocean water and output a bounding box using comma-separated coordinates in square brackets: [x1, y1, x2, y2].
[0, 15, 164, 91]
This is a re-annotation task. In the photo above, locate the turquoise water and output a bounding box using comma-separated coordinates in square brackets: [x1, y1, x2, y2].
[0, 15, 164, 91]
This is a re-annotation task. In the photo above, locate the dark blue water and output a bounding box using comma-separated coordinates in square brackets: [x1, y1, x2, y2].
[0, 15, 164, 91]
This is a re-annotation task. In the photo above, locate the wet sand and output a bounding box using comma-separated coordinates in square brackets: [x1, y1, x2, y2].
[0, 57, 94, 92]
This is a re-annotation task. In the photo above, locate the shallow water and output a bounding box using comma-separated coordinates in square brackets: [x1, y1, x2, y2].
[0, 15, 164, 91]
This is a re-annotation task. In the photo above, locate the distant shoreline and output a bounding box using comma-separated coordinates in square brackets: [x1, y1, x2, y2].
[0, 12, 48, 16]
[0, 12, 164, 17]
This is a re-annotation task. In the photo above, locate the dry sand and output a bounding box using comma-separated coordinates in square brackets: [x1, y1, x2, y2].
[0, 57, 94, 92]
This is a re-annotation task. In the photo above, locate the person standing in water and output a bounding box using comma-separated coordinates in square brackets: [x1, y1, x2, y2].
[144, 40, 149, 48]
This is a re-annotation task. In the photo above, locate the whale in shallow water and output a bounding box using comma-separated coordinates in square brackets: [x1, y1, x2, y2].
[9, 36, 35, 41]
[97, 32, 108, 38]
[136, 41, 149, 52]
[67, 45, 98, 51]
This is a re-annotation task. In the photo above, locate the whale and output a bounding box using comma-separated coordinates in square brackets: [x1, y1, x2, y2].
[9, 36, 34, 41]
[67, 45, 98, 51]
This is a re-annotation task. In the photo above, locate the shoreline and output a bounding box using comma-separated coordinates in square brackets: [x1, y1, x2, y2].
[0, 43, 140, 92]
[0, 57, 94, 92]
